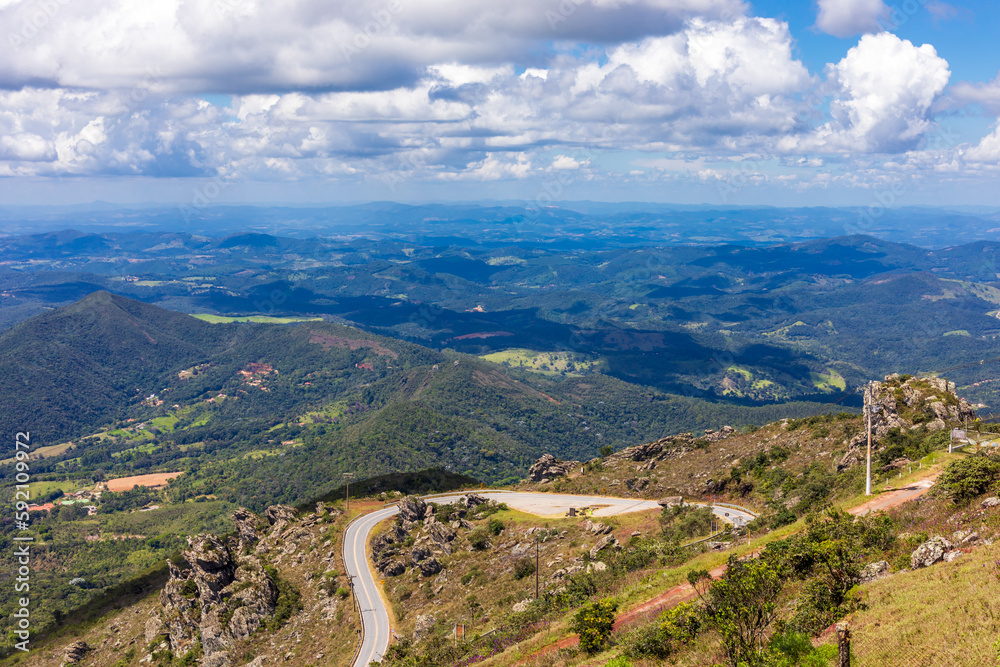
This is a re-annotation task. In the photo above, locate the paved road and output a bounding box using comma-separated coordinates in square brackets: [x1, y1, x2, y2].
[344, 491, 756, 666]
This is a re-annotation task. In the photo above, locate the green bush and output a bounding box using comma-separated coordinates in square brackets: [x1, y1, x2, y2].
[468, 529, 490, 551]
[936, 454, 1000, 504]
[572, 598, 618, 654]
[513, 556, 536, 580]
[488, 517, 505, 536]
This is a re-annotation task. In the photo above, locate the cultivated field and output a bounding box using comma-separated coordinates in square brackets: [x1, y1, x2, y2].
[103, 472, 182, 492]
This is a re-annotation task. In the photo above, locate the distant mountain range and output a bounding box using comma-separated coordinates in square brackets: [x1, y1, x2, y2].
[1, 201, 998, 247]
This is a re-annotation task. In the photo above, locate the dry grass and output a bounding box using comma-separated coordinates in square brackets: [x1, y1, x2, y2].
[848, 542, 1000, 666]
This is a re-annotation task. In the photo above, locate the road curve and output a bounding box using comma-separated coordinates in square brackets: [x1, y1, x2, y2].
[345, 491, 756, 666]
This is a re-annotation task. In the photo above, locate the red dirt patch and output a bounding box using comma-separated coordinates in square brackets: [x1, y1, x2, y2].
[308, 332, 399, 358]
[451, 331, 514, 340]
[104, 472, 182, 492]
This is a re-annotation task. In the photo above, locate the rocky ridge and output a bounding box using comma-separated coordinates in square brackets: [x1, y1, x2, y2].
[838, 374, 976, 470]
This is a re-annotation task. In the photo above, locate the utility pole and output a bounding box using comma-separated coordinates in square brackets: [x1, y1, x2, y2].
[343, 472, 355, 514]
[865, 384, 872, 496]
[535, 534, 540, 599]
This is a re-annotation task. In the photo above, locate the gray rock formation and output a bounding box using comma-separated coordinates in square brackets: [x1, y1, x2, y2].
[527, 454, 578, 482]
[399, 496, 428, 523]
[589, 534, 618, 559]
[859, 560, 891, 583]
[62, 640, 90, 666]
[910, 536, 953, 569]
[158, 510, 280, 663]
[418, 557, 442, 577]
[839, 375, 975, 470]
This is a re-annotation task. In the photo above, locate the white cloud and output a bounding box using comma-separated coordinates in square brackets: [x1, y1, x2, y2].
[815, 0, 889, 38]
[792, 33, 950, 153]
[551, 155, 584, 170]
[0, 0, 746, 94]
[965, 124, 1000, 163]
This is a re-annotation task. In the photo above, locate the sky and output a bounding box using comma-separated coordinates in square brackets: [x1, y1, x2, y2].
[0, 0, 999, 208]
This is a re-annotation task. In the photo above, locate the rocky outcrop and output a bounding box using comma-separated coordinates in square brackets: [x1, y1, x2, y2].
[583, 520, 612, 536]
[413, 614, 436, 641]
[615, 434, 697, 471]
[839, 375, 976, 470]
[62, 640, 90, 666]
[527, 454, 578, 482]
[462, 493, 488, 508]
[418, 557, 443, 577]
[378, 560, 406, 577]
[158, 510, 280, 663]
[704, 425, 736, 442]
[859, 560, 891, 583]
[399, 496, 428, 523]
[233, 508, 261, 548]
[590, 534, 619, 559]
[910, 536, 953, 569]
[427, 521, 456, 555]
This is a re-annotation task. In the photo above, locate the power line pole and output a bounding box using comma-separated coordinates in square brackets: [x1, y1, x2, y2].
[865, 384, 872, 496]
[534, 535, 539, 599]
[343, 472, 355, 514]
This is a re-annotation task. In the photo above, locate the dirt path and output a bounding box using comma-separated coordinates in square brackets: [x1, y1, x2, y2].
[848, 471, 940, 515]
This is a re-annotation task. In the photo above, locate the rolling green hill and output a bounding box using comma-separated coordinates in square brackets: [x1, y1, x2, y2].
[0, 293, 848, 511]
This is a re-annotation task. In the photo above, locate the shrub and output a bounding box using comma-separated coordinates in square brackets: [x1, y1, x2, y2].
[936, 454, 1000, 504]
[488, 517, 505, 536]
[335, 586, 350, 599]
[572, 598, 618, 654]
[468, 529, 490, 551]
[513, 556, 536, 580]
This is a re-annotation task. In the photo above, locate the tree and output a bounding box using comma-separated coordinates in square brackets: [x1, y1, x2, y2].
[691, 551, 786, 667]
[572, 598, 618, 654]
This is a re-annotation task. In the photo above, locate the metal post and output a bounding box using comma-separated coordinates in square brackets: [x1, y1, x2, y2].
[535, 535, 539, 599]
[865, 385, 872, 496]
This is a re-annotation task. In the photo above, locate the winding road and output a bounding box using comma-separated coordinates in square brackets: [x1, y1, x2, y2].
[343, 490, 757, 666]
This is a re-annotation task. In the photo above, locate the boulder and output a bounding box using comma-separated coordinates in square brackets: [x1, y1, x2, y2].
[462, 493, 488, 508]
[399, 496, 428, 523]
[62, 641, 90, 666]
[859, 560, 891, 583]
[657, 496, 684, 508]
[264, 505, 296, 527]
[584, 520, 612, 536]
[411, 546, 431, 563]
[910, 537, 953, 569]
[418, 557, 442, 577]
[589, 534, 618, 560]
[526, 454, 577, 482]
[378, 559, 406, 577]
[982, 497, 1000, 509]
[232, 508, 260, 547]
[414, 614, 436, 641]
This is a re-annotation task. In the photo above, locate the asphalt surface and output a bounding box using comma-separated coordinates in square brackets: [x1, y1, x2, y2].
[345, 491, 757, 666]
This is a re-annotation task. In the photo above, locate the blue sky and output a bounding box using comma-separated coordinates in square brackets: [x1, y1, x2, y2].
[0, 0, 998, 208]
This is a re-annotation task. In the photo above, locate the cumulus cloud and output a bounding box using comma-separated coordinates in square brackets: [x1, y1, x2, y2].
[814, 0, 889, 38]
[0, 0, 746, 94]
[790, 33, 950, 153]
